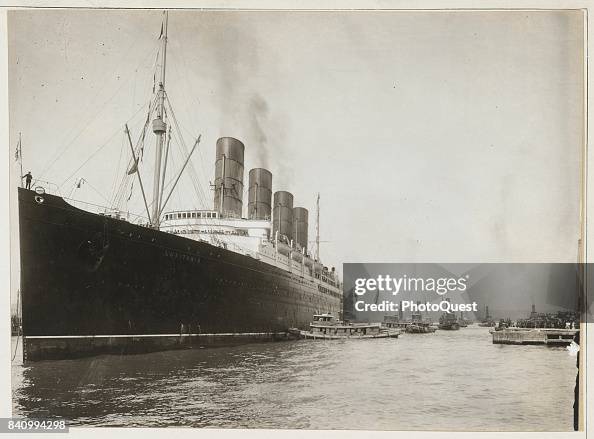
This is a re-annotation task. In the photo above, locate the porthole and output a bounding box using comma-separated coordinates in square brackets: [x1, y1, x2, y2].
[34, 195, 44, 204]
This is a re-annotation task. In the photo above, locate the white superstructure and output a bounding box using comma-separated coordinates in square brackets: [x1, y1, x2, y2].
[160, 209, 340, 291]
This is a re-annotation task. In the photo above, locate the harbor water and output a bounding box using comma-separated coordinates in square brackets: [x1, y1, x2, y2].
[11, 326, 576, 430]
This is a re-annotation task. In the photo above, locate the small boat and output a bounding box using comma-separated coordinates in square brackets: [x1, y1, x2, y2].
[405, 323, 437, 334]
[289, 314, 401, 340]
[437, 298, 460, 330]
[493, 318, 512, 331]
[478, 305, 496, 327]
[438, 313, 460, 330]
[382, 314, 407, 330]
[457, 311, 470, 328]
[383, 308, 436, 334]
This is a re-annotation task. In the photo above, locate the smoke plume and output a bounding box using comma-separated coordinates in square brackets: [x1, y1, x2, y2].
[248, 94, 270, 168]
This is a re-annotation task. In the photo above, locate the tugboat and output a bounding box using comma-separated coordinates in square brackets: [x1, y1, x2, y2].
[382, 302, 436, 333]
[290, 314, 401, 340]
[457, 311, 470, 328]
[493, 318, 512, 331]
[478, 305, 496, 327]
[405, 309, 436, 333]
[438, 313, 460, 330]
[405, 322, 437, 334]
[437, 299, 460, 330]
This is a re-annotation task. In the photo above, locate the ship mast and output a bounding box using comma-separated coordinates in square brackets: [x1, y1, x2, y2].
[316, 192, 320, 261]
[151, 11, 169, 228]
[17, 132, 23, 188]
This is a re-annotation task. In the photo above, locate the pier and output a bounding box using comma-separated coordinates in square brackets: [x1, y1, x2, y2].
[491, 328, 578, 346]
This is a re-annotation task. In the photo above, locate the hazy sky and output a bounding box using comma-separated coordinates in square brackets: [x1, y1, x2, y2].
[8, 9, 585, 282]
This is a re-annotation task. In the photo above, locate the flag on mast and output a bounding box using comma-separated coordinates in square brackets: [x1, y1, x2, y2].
[14, 137, 21, 161]
[127, 181, 134, 201]
[127, 159, 138, 175]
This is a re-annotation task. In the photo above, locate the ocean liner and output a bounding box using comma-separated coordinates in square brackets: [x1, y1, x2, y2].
[17, 12, 342, 361]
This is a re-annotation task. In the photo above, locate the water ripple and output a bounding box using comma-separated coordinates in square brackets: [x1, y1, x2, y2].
[11, 328, 576, 430]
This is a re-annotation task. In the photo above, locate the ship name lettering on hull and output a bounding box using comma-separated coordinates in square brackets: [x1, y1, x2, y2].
[164, 249, 200, 264]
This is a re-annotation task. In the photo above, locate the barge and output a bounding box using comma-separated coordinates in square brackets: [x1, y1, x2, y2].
[491, 328, 578, 346]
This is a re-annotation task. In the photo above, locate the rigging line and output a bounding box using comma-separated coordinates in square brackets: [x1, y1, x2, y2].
[57, 128, 121, 190]
[166, 119, 201, 192]
[38, 38, 162, 181]
[39, 35, 153, 177]
[114, 99, 155, 207]
[158, 126, 172, 211]
[67, 179, 78, 199]
[110, 94, 158, 208]
[125, 124, 152, 223]
[116, 170, 138, 212]
[123, 95, 157, 173]
[40, 73, 146, 181]
[158, 143, 192, 214]
[135, 94, 159, 163]
[81, 178, 112, 206]
[11, 327, 20, 362]
[174, 126, 206, 200]
[160, 148, 181, 205]
[119, 98, 155, 186]
[170, 33, 204, 137]
[167, 48, 199, 136]
[168, 126, 207, 210]
[165, 95, 206, 187]
[11, 289, 21, 361]
[55, 96, 150, 191]
[114, 172, 133, 210]
[61, 195, 147, 222]
[165, 95, 208, 208]
[168, 46, 210, 186]
[163, 102, 193, 181]
[186, 157, 208, 207]
[110, 133, 126, 206]
[169, 36, 211, 189]
[159, 135, 201, 217]
[178, 150, 205, 202]
[114, 164, 134, 208]
[167, 149, 180, 212]
[115, 91, 159, 211]
[131, 36, 159, 115]
[171, 150, 182, 213]
[112, 172, 128, 210]
[152, 47, 160, 94]
[179, 122, 210, 189]
[109, 130, 127, 207]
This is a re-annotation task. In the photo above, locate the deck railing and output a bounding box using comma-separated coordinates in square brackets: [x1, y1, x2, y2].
[62, 196, 150, 225]
[26, 181, 150, 226]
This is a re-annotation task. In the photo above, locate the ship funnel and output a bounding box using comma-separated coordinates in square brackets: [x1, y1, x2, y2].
[273, 191, 294, 241]
[292, 207, 309, 251]
[248, 168, 272, 220]
[214, 137, 244, 218]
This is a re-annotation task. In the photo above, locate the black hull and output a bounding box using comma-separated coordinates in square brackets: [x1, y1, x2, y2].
[438, 324, 460, 330]
[17, 188, 341, 359]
